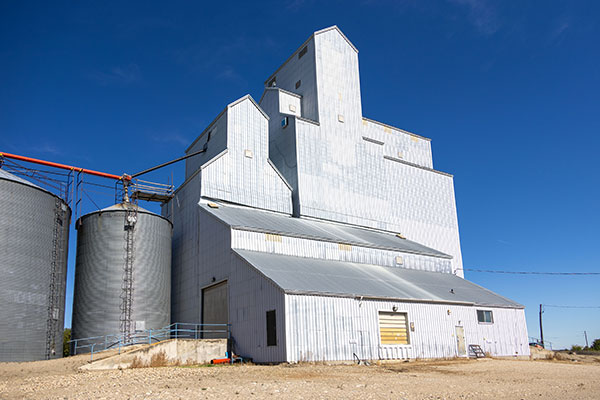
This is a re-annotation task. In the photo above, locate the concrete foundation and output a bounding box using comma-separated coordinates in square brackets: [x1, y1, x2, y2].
[80, 339, 228, 370]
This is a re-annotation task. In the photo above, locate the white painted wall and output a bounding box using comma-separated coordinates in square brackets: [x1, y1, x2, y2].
[231, 229, 452, 273]
[229, 253, 287, 363]
[201, 96, 292, 214]
[285, 294, 530, 362]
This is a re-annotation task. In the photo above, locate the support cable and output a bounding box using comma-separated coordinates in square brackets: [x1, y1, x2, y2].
[458, 268, 600, 275]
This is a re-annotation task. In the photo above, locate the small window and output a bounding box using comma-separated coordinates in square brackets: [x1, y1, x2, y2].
[289, 104, 297, 112]
[266, 310, 277, 346]
[379, 311, 409, 345]
[268, 77, 276, 87]
[477, 310, 494, 324]
[298, 46, 308, 59]
[338, 114, 344, 123]
[295, 80, 301, 89]
[281, 117, 289, 128]
[244, 149, 253, 158]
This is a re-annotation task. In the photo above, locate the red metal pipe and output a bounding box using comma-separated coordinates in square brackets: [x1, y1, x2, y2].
[0, 151, 129, 181]
[210, 358, 231, 364]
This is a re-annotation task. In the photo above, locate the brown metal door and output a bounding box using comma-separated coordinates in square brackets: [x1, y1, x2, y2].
[202, 281, 228, 339]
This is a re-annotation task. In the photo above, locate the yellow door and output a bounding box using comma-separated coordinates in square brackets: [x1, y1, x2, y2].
[379, 312, 409, 345]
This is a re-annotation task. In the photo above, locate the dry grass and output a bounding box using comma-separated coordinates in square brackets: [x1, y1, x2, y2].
[130, 351, 177, 368]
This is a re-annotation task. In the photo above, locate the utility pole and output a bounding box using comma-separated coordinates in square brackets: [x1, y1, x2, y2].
[539, 304, 544, 348]
[584, 331, 589, 348]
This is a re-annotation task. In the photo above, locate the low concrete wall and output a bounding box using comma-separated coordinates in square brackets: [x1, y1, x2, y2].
[80, 339, 227, 370]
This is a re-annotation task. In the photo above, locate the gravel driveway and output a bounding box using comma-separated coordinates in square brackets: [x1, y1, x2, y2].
[1, 355, 599, 399]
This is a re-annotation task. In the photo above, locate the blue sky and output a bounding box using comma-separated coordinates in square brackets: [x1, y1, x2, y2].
[1, 1, 598, 349]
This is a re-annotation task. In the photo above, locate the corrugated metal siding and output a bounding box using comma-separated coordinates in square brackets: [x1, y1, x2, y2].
[362, 118, 433, 169]
[229, 253, 286, 363]
[261, 89, 300, 215]
[260, 28, 464, 276]
[285, 295, 529, 362]
[168, 172, 201, 323]
[232, 229, 452, 273]
[203, 203, 449, 258]
[168, 192, 232, 324]
[185, 110, 228, 179]
[71, 209, 171, 341]
[264, 36, 319, 122]
[0, 175, 70, 361]
[201, 97, 292, 214]
[278, 90, 301, 117]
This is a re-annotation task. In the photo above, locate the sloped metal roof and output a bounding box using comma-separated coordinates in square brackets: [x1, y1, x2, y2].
[200, 202, 450, 258]
[0, 168, 62, 200]
[234, 250, 522, 308]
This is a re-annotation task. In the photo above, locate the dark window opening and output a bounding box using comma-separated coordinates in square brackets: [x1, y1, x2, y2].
[268, 77, 276, 87]
[477, 310, 493, 324]
[266, 310, 276, 346]
[298, 46, 308, 59]
[295, 80, 301, 89]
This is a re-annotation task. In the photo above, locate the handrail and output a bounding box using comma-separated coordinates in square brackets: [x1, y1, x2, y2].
[68, 322, 231, 361]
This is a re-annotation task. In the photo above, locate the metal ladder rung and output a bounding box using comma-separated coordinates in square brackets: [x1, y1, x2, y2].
[468, 344, 486, 358]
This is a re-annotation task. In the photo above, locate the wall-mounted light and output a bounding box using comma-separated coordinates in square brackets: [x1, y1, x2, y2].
[447, 309, 451, 315]
[392, 306, 398, 312]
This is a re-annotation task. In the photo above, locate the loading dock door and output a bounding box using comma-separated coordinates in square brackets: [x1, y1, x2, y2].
[379, 312, 409, 345]
[455, 326, 466, 356]
[202, 281, 228, 338]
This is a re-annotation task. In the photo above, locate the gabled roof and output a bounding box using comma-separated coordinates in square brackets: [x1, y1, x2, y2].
[314, 25, 358, 53]
[200, 202, 450, 258]
[185, 94, 267, 154]
[234, 250, 523, 308]
[264, 25, 357, 86]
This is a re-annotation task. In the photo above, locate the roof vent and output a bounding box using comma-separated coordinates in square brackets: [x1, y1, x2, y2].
[396, 233, 406, 239]
[207, 202, 219, 209]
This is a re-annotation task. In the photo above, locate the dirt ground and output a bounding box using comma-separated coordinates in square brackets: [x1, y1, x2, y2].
[1, 353, 599, 400]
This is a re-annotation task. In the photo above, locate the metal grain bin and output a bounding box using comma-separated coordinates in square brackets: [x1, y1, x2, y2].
[71, 203, 172, 345]
[0, 169, 71, 362]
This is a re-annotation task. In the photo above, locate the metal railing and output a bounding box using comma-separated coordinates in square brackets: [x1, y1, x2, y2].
[69, 322, 231, 361]
[529, 336, 553, 350]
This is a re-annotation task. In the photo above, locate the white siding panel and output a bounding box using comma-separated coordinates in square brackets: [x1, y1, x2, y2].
[165, 173, 202, 323]
[229, 253, 286, 363]
[185, 111, 228, 179]
[362, 118, 433, 168]
[200, 97, 292, 214]
[279, 91, 301, 117]
[231, 229, 452, 273]
[285, 294, 529, 362]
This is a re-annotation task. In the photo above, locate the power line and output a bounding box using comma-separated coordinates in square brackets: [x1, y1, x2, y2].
[543, 304, 600, 309]
[459, 268, 600, 275]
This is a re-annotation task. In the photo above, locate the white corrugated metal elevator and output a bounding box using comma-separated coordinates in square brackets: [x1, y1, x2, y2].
[162, 25, 529, 363]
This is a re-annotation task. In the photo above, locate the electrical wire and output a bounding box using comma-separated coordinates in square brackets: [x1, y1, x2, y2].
[543, 305, 600, 309]
[459, 268, 600, 275]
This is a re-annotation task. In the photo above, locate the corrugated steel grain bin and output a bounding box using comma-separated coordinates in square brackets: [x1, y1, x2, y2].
[0, 169, 71, 362]
[71, 203, 172, 345]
